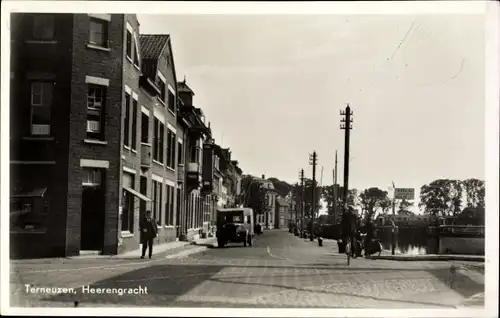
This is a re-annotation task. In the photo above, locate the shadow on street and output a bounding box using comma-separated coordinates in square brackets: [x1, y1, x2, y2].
[42, 264, 225, 306]
[35, 261, 484, 308]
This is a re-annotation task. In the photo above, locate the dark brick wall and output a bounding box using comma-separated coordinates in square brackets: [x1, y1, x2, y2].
[9, 13, 74, 258]
[65, 14, 125, 256]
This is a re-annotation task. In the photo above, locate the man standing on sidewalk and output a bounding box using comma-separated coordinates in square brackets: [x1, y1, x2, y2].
[140, 210, 157, 259]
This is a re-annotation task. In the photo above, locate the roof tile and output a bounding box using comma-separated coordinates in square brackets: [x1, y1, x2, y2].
[139, 34, 169, 60]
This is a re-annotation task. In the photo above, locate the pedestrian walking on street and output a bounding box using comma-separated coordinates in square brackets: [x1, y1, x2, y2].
[140, 210, 158, 259]
[362, 219, 375, 256]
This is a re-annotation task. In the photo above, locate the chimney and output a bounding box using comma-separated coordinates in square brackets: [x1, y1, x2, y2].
[262, 174, 265, 179]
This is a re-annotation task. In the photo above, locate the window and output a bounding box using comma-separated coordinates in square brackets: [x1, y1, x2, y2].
[190, 145, 200, 164]
[133, 33, 140, 68]
[152, 180, 163, 226]
[153, 118, 158, 160]
[141, 113, 149, 144]
[204, 197, 211, 223]
[166, 129, 176, 169]
[124, 92, 130, 147]
[121, 172, 135, 232]
[89, 18, 109, 47]
[86, 84, 106, 140]
[156, 75, 166, 103]
[126, 29, 132, 60]
[167, 90, 175, 113]
[214, 155, 219, 170]
[159, 122, 164, 163]
[177, 140, 183, 165]
[82, 168, 102, 187]
[131, 99, 138, 151]
[166, 185, 175, 226]
[30, 81, 53, 136]
[152, 118, 164, 164]
[33, 15, 54, 40]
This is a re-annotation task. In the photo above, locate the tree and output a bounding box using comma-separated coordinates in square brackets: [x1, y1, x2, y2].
[302, 178, 322, 218]
[462, 178, 485, 208]
[268, 177, 292, 197]
[240, 175, 266, 216]
[377, 197, 392, 217]
[419, 179, 463, 216]
[358, 187, 389, 221]
[322, 185, 358, 216]
[321, 185, 336, 216]
[398, 198, 414, 214]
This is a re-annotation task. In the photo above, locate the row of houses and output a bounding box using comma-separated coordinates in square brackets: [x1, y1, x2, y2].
[9, 13, 244, 258]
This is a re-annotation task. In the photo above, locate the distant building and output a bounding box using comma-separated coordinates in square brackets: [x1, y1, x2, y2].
[274, 196, 289, 229]
[253, 175, 279, 229]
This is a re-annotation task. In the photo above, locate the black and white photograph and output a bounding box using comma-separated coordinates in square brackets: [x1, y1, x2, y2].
[1, 1, 498, 317]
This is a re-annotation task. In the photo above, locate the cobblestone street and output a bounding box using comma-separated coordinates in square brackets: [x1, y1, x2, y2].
[9, 230, 485, 308]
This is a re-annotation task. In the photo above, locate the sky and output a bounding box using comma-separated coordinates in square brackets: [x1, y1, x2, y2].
[138, 13, 486, 212]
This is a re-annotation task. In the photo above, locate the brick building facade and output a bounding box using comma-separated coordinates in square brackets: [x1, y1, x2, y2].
[9, 13, 245, 259]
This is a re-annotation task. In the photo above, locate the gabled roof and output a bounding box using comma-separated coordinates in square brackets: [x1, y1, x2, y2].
[139, 34, 178, 93]
[139, 34, 170, 60]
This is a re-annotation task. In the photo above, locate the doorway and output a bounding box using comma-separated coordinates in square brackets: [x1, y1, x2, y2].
[81, 168, 105, 251]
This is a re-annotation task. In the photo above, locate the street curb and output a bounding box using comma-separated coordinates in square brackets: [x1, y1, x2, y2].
[370, 255, 485, 262]
[165, 246, 208, 259]
[191, 239, 217, 247]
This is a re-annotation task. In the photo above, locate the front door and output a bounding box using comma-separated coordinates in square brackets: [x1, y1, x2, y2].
[81, 186, 105, 251]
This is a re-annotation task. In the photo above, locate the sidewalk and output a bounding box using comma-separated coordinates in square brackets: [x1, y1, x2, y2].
[11, 237, 218, 266]
[75, 237, 217, 260]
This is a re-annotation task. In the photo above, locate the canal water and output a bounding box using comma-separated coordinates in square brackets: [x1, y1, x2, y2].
[376, 228, 432, 255]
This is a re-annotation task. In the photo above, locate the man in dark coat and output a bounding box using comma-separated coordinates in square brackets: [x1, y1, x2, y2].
[340, 206, 359, 255]
[140, 210, 157, 259]
[362, 219, 375, 254]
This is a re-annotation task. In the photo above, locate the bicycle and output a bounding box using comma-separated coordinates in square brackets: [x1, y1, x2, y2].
[345, 237, 352, 265]
[344, 235, 360, 265]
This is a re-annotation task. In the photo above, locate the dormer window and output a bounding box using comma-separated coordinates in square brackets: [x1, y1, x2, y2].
[133, 33, 140, 69]
[156, 72, 167, 104]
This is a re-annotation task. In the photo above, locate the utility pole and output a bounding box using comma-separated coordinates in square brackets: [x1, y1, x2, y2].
[333, 150, 338, 223]
[299, 169, 305, 238]
[392, 181, 396, 255]
[309, 151, 318, 241]
[340, 104, 353, 212]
